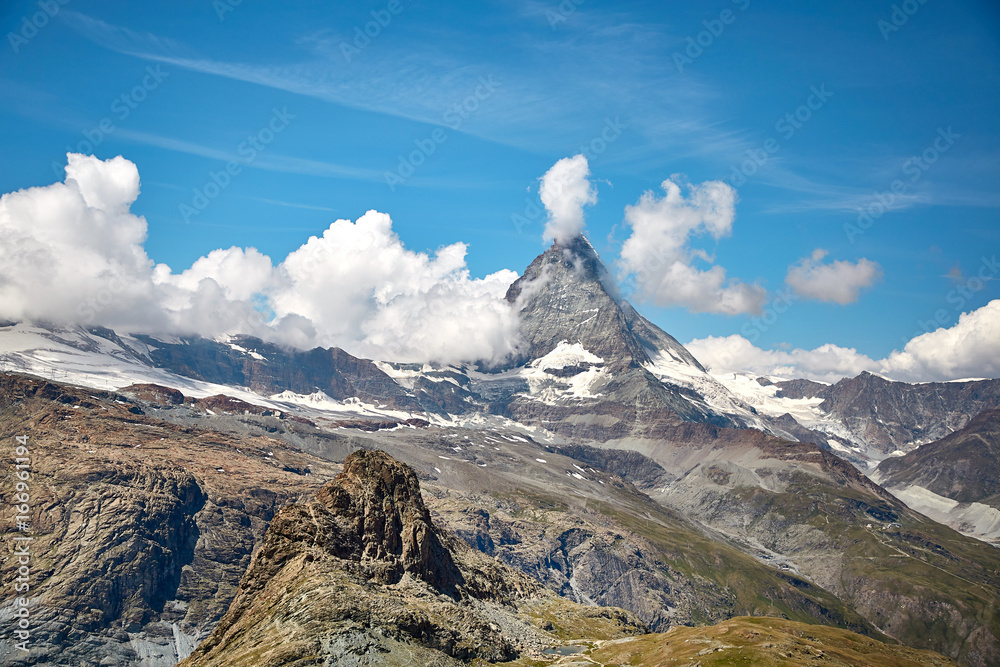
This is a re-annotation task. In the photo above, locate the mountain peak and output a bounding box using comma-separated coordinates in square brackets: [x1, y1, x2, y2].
[505, 234, 608, 304]
[502, 235, 702, 372]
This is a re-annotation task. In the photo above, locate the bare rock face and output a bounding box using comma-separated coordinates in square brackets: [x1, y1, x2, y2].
[271, 449, 465, 593]
[496, 236, 740, 439]
[180, 449, 646, 667]
[876, 409, 1000, 505]
[130, 334, 422, 412]
[504, 235, 701, 372]
[0, 373, 341, 667]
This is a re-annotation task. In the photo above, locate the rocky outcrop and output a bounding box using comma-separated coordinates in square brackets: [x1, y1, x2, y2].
[180, 449, 646, 666]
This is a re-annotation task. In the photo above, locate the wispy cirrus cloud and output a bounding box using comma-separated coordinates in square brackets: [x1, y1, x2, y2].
[59, 10, 746, 163]
[111, 128, 386, 182]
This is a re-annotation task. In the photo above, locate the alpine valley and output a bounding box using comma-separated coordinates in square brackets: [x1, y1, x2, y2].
[2, 236, 999, 666]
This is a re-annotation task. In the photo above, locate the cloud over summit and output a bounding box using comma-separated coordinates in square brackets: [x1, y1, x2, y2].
[539, 154, 597, 243]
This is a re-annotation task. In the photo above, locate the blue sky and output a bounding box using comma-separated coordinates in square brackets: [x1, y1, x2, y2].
[1, 0, 998, 378]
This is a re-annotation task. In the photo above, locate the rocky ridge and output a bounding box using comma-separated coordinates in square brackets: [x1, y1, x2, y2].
[179, 449, 646, 666]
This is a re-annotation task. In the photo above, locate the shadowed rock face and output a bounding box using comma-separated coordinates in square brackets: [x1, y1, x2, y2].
[132, 334, 422, 411]
[0, 373, 341, 667]
[876, 409, 1000, 505]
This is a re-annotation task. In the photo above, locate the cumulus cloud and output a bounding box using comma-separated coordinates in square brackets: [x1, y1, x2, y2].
[0, 154, 522, 365]
[786, 249, 882, 304]
[268, 210, 521, 363]
[0, 153, 162, 330]
[689, 299, 1000, 383]
[539, 154, 597, 243]
[616, 177, 766, 315]
[881, 299, 1000, 381]
[686, 335, 879, 384]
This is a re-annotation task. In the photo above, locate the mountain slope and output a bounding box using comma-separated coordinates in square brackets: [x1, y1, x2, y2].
[494, 236, 753, 438]
[504, 235, 701, 372]
[586, 616, 958, 667]
[776, 372, 1000, 459]
[0, 373, 341, 666]
[641, 426, 1000, 666]
[874, 409, 1000, 545]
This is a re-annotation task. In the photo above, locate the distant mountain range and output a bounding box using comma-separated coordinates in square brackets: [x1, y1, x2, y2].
[2, 236, 999, 666]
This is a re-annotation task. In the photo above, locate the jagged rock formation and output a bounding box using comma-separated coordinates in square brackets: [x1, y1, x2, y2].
[179, 449, 646, 666]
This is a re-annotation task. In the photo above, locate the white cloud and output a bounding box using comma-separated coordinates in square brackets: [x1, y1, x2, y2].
[689, 299, 1000, 383]
[786, 249, 882, 304]
[616, 178, 766, 315]
[539, 154, 597, 243]
[0, 153, 161, 330]
[881, 299, 1000, 381]
[156, 247, 274, 302]
[0, 154, 523, 365]
[687, 334, 878, 384]
[269, 210, 522, 364]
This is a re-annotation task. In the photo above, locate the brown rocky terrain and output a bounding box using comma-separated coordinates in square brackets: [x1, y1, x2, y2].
[178, 449, 647, 666]
[0, 373, 340, 666]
